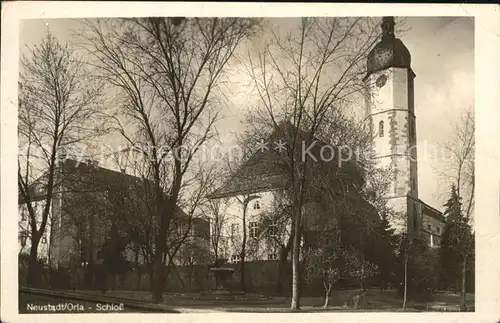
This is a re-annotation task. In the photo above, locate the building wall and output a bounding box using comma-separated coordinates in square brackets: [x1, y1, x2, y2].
[214, 190, 292, 263]
[18, 192, 82, 270]
[366, 67, 421, 235]
[422, 212, 445, 248]
[18, 202, 51, 262]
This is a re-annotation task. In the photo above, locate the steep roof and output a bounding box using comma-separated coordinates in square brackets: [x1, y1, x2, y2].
[18, 158, 191, 219]
[419, 199, 445, 222]
[209, 121, 365, 199]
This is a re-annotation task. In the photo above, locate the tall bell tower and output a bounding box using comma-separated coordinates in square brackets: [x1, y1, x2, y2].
[364, 17, 421, 237]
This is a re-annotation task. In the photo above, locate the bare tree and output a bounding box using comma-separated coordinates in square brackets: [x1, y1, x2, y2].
[303, 243, 342, 308]
[439, 108, 475, 221]
[436, 107, 475, 311]
[79, 17, 259, 302]
[246, 17, 381, 310]
[18, 31, 103, 286]
[214, 146, 265, 292]
[258, 191, 293, 294]
[201, 196, 229, 267]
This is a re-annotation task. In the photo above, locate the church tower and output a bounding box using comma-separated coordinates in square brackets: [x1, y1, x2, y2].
[364, 17, 421, 237]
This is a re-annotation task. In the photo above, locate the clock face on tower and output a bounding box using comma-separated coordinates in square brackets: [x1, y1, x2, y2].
[376, 74, 387, 88]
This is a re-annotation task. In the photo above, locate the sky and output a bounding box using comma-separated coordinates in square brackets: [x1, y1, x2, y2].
[19, 16, 474, 212]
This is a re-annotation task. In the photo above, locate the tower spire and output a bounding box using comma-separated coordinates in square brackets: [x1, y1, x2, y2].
[381, 16, 395, 38]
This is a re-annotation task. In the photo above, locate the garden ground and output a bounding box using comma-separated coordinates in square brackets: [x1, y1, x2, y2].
[20, 287, 474, 313]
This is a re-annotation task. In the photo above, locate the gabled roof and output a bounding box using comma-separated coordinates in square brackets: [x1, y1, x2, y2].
[18, 158, 142, 204]
[419, 199, 445, 222]
[209, 120, 365, 199]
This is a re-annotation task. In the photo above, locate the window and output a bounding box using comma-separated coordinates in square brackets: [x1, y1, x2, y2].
[268, 220, 278, 237]
[379, 120, 384, 137]
[268, 253, 278, 261]
[249, 222, 258, 238]
[35, 184, 46, 195]
[231, 254, 241, 263]
[41, 234, 47, 244]
[231, 223, 240, 237]
[427, 224, 431, 230]
[437, 226, 441, 234]
[253, 201, 261, 210]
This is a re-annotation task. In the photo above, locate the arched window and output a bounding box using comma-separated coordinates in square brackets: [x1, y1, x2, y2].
[379, 120, 384, 137]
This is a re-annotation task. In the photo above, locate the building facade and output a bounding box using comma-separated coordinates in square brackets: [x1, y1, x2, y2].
[18, 196, 51, 263]
[363, 16, 445, 243]
[208, 17, 445, 262]
[18, 158, 210, 270]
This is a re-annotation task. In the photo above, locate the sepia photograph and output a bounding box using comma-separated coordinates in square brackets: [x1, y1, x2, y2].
[1, 2, 499, 322]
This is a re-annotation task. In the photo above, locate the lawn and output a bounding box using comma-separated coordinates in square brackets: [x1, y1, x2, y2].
[63, 288, 474, 312]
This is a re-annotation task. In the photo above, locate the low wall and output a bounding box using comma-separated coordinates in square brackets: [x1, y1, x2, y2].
[122, 260, 293, 296]
[18, 260, 400, 298]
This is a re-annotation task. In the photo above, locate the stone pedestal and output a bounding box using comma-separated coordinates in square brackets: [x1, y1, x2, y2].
[210, 267, 235, 291]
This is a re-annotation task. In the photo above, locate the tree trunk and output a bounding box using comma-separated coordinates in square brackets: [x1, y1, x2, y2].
[136, 266, 142, 290]
[152, 166, 179, 303]
[323, 284, 332, 308]
[27, 235, 40, 287]
[460, 256, 467, 311]
[134, 249, 140, 290]
[151, 255, 164, 302]
[291, 210, 301, 310]
[214, 250, 219, 286]
[240, 204, 247, 292]
[169, 260, 185, 290]
[402, 251, 409, 310]
[214, 258, 219, 288]
[275, 237, 292, 295]
[148, 266, 154, 291]
[151, 205, 171, 302]
[360, 260, 365, 290]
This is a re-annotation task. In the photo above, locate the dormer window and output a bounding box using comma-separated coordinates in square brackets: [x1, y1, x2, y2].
[253, 201, 260, 210]
[379, 121, 384, 137]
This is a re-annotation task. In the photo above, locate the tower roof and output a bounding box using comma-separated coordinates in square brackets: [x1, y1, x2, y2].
[366, 17, 412, 78]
